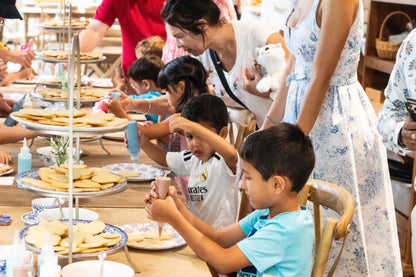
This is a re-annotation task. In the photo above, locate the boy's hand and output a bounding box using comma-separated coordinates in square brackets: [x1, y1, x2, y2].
[0, 151, 11, 165]
[145, 196, 178, 223]
[169, 114, 195, 134]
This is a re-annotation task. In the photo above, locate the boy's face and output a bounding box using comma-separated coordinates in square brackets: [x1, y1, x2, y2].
[240, 160, 276, 210]
[129, 79, 148, 95]
[184, 121, 219, 163]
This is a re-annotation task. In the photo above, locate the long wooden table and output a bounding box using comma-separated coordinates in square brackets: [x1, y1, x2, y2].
[0, 136, 210, 276]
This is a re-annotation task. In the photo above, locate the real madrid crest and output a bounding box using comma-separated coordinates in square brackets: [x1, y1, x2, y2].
[200, 169, 208, 182]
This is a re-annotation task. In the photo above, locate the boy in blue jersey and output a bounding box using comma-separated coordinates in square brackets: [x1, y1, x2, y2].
[145, 123, 315, 277]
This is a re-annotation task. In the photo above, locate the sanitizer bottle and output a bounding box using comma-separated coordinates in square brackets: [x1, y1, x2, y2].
[18, 138, 32, 188]
[126, 121, 140, 163]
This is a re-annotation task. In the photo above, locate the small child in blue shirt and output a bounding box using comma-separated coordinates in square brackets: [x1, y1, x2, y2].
[145, 123, 315, 277]
[126, 55, 164, 123]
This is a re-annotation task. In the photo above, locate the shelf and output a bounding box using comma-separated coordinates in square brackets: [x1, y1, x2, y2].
[365, 55, 395, 74]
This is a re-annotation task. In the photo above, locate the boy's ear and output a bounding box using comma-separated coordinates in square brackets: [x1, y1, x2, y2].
[271, 175, 289, 194]
[219, 126, 228, 139]
[141, 79, 151, 90]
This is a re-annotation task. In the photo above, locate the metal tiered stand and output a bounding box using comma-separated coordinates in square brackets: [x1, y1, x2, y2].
[13, 6, 128, 262]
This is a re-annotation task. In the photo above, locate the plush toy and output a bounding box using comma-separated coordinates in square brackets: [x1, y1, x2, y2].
[255, 43, 286, 99]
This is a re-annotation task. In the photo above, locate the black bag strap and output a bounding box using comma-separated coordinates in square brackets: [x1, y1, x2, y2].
[209, 49, 248, 110]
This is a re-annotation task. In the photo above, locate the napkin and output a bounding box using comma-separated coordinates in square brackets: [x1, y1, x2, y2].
[0, 177, 14, 186]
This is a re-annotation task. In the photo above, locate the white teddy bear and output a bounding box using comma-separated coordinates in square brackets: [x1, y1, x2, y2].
[255, 43, 287, 100]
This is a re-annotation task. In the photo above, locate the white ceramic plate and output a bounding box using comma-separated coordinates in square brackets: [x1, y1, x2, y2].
[92, 78, 113, 88]
[118, 222, 186, 250]
[103, 163, 168, 182]
[61, 260, 133, 277]
[32, 91, 104, 104]
[15, 169, 127, 198]
[10, 114, 128, 135]
[0, 164, 13, 176]
[20, 219, 128, 258]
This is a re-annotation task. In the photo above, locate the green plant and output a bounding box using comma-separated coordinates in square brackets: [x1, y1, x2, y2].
[47, 136, 70, 166]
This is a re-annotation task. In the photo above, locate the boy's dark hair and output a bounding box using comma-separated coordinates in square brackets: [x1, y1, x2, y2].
[161, 0, 221, 43]
[158, 56, 209, 113]
[127, 55, 164, 84]
[181, 94, 228, 133]
[240, 123, 315, 192]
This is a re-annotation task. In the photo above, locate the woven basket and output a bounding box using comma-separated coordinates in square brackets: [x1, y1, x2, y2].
[375, 11, 412, 60]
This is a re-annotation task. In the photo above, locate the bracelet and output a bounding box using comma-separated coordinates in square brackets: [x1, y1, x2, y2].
[144, 99, 151, 114]
[266, 115, 278, 125]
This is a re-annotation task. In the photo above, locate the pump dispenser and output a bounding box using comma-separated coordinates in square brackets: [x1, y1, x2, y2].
[37, 233, 55, 275]
[6, 231, 20, 277]
[126, 121, 140, 163]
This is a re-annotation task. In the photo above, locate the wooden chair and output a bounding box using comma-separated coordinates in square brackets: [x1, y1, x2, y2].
[298, 179, 354, 277]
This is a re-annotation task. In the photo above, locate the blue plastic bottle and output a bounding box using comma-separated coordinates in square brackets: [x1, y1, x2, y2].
[4, 94, 26, 127]
[18, 138, 32, 188]
[126, 121, 140, 163]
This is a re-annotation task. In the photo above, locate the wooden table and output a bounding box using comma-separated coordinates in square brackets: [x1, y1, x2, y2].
[0, 137, 210, 276]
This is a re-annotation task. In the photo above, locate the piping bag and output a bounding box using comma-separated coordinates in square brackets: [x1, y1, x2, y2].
[155, 176, 171, 237]
[126, 121, 139, 163]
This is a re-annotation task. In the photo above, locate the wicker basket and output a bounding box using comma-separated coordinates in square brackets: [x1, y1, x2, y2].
[375, 11, 412, 60]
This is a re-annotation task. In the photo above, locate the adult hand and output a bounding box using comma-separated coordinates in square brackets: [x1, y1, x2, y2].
[0, 60, 7, 84]
[9, 50, 35, 68]
[18, 68, 35, 80]
[243, 67, 271, 98]
[0, 150, 11, 165]
[400, 116, 416, 151]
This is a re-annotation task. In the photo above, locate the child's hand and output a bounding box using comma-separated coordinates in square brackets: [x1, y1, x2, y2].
[169, 114, 194, 134]
[19, 68, 35, 80]
[0, 151, 11, 165]
[145, 196, 178, 223]
[104, 97, 129, 119]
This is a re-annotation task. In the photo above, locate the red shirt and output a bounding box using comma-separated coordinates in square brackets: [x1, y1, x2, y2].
[94, 0, 167, 74]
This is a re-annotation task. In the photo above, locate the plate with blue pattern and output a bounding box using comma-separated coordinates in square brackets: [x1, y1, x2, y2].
[20, 219, 128, 258]
[21, 211, 40, 225]
[103, 163, 168, 182]
[15, 168, 127, 198]
[118, 222, 186, 250]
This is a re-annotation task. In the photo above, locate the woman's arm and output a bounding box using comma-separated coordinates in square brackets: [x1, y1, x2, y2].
[296, 0, 358, 135]
[122, 95, 173, 116]
[262, 54, 295, 130]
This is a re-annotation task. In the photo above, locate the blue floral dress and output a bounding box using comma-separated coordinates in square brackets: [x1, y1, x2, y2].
[283, 0, 402, 275]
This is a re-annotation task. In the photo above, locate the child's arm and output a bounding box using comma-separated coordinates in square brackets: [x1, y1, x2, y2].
[170, 115, 238, 173]
[0, 125, 40, 144]
[138, 130, 168, 167]
[137, 117, 171, 140]
[122, 95, 174, 116]
[146, 187, 251, 274]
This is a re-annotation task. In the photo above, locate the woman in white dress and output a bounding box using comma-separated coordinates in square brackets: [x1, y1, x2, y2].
[265, 0, 402, 275]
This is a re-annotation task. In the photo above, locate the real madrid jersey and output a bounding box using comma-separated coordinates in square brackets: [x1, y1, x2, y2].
[167, 150, 240, 229]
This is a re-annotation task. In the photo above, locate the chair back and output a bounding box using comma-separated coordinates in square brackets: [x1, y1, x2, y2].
[297, 179, 354, 277]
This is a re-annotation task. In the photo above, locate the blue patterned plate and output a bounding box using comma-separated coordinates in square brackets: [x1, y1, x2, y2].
[15, 168, 127, 198]
[118, 222, 186, 250]
[21, 211, 39, 225]
[20, 219, 128, 258]
[103, 163, 168, 182]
